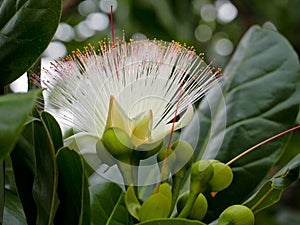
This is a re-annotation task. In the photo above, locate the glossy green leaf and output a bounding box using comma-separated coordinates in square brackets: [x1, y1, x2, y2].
[41, 111, 63, 152]
[183, 25, 300, 221]
[11, 118, 58, 225]
[0, 89, 42, 163]
[0, 0, 62, 86]
[125, 185, 141, 220]
[55, 147, 90, 225]
[244, 153, 300, 213]
[90, 182, 133, 225]
[3, 190, 27, 225]
[137, 218, 207, 225]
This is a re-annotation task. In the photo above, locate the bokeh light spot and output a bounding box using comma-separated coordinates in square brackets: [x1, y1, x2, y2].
[215, 38, 233, 56]
[43, 41, 67, 58]
[194, 24, 213, 42]
[87, 12, 109, 31]
[99, 0, 118, 13]
[217, 0, 238, 23]
[75, 21, 95, 41]
[201, 4, 217, 22]
[78, 0, 98, 16]
[55, 23, 75, 42]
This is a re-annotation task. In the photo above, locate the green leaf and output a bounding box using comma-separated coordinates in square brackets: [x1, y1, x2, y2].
[244, 153, 300, 213]
[125, 185, 141, 220]
[3, 190, 27, 225]
[137, 218, 207, 225]
[41, 111, 63, 153]
[11, 118, 58, 225]
[55, 147, 90, 225]
[0, 0, 62, 87]
[183, 25, 300, 221]
[90, 182, 133, 225]
[0, 89, 42, 163]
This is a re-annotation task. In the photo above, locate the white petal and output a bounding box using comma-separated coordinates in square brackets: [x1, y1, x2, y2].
[64, 132, 99, 154]
[150, 104, 194, 142]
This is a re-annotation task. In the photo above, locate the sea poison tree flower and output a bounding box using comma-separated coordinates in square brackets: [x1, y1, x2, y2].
[42, 38, 220, 164]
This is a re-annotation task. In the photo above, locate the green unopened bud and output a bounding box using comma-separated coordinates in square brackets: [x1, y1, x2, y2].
[190, 160, 214, 195]
[101, 127, 133, 163]
[208, 160, 233, 192]
[189, 193, 208, 221]
[170, 140, 194, 210]
[216, 205, 255, 225]
[172, 141, 194, 175]
[177, 192, 208, 221]
[139, 183, 172, 222]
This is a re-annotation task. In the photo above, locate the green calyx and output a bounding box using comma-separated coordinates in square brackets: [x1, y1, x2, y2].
[101, 127, 133, 163]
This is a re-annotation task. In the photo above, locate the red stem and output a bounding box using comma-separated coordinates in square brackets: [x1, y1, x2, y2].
[157, 84, 183, 191]
[110, 5, 115, 46]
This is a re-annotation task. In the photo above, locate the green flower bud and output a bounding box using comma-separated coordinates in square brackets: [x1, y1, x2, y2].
[190, 160, 214, 195]
[170, 141, 194, 210]
[177, 192, 208, 221]
[139, 183, 172, 222]
[208, 160, 233, 192]
[189, 193, 208, 221]
[216, 205, 255, 225]
[101, 127, 133, 163]
[172, 140, 194, 175]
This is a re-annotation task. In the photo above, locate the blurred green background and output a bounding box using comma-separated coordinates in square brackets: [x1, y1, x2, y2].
[10, 0, 300, 224]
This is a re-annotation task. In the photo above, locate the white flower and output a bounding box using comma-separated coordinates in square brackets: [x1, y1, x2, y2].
[43, 39, 220, 151]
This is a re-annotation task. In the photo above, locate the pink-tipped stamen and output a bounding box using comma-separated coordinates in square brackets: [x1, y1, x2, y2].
[211, 125, 300, 198]
[226, 125, 300, 166]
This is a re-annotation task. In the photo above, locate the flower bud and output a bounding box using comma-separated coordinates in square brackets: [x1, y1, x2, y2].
[139, 183, 172, 222]
[101, 127, 133, 163]
[189, 193, 208, 221]
[190, 160, 214, 195]
[216, 205, 255, 225]
[170, 141, 194, 209]
[208, 160, 233, 192]
[177, 192, 208, 221]
[172, 141, 194, 175]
